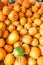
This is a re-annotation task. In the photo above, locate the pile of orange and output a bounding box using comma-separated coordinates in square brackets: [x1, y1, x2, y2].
[0, 0, 43, 65]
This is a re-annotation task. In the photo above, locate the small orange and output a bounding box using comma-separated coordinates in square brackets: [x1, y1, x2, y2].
[0, 38, 5, 47]
[21, 6, 26, 13]
[26, 10, 32, 18]
[20, 28, 27, 36]
[9, 4, 14, 10]
[16, 0, 23, 5]
[14, 56, 26, 65]
[37, 56, 43, 65]
[4, 54, 15, 65]
[20, 17, 26, 25]
[31, 38, 38, 46]
[28, 57, 37, 65]
[0, 22, 6, 30]
[33, 13, 40, 19]
[34, 19, 42, 26]
[19, 12, 24, 18]
[13, 41, 21, 48]
[0, 11, 6, 21]
[0, 48, 6, 60]
[22, 0, 30, 8]
[30, 47, 41, 59]
[3, 30, 9, 39]
[14, 4, 20, 12]
[8, 25, 15, 32]
[8, 10, 18, 22]
[3, 6, 10, 15]
[4, 45, 13, 53]
[24, 23, 31, 30]
[17, 25, 23, 31]
[27, 18, 33, 23]
[22, 44, 30, 54]
[32, 6, 38, 13]
[22, 35, 32, 44]
[29, 27, 37, 35]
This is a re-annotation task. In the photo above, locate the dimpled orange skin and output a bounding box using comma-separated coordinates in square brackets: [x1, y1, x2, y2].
[14, 56, 27, 65]
[7, 30, 19, 45]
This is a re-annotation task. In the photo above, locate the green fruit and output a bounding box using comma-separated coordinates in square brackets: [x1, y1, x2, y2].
[13, 47, 24, 57]
[9, 0, 15, 4]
